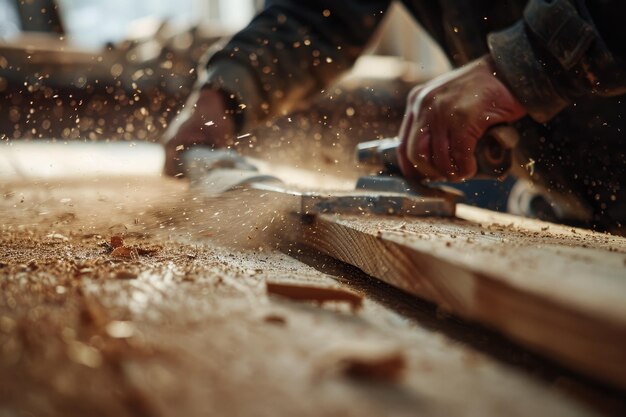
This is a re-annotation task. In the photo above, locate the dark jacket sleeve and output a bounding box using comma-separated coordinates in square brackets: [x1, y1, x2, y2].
[204, 0, 391, 133]
[488, 0, 626, 123]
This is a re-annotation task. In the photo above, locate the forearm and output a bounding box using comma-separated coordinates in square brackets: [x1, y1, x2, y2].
[487, 0, 626, 123]
[204, 0, 391, 133]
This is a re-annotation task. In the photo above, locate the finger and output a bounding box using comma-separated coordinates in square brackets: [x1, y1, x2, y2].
[450, 134, 478, 179]
[398, 112, 422, 178]
[430, 117, 457, 179]
[398, 107, 414, 148]
[399, 86, 423, 136]
[400, 84, 443, 180]
[407, 123, 442, 180]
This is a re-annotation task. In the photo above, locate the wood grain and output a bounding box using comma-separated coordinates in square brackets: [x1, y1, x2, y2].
[1, 177, 607, 417]
[301, 204, 626, 389]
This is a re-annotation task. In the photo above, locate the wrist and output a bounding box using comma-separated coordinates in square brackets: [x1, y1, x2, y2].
[198, 82, 245, 134]
[193, 87, 237, 137]
[195, 87, 228, 116]
[482, 55, 527, 120]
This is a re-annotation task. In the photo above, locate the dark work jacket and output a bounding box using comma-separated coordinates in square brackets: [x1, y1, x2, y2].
[205, 0, 626, 226]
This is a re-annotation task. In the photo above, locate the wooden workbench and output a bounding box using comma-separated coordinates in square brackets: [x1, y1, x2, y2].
[0, 143, 624, 416]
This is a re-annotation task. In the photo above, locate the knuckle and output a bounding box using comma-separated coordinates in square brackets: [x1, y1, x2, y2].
[408, 85, 422, 102]
[448, 108, 471, 128]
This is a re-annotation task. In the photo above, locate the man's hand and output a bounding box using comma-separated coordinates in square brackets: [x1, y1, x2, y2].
[397, 55, 526, 182]
[162, 88, 235, 177]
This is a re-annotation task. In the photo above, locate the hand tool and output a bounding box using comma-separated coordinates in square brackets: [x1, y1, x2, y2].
[181, 126, 518, 220]
[354, 125, 518, 203]
[356, 125, 519, 180]
[181, 147, 456, 218]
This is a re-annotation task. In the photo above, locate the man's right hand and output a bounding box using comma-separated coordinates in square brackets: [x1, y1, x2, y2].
[397, 56, 526, 182]
[162, 88, 236, 177]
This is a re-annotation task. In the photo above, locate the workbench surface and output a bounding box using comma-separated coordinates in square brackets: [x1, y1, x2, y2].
[0, 144, 624, 416]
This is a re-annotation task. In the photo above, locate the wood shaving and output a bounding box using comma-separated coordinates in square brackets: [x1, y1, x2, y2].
[111, 246, 138, 259]
[111, 235, 124, 248]
[319, 343, 406, 383]
[266, 281, 362, 310]
[115, 270, 138, 280]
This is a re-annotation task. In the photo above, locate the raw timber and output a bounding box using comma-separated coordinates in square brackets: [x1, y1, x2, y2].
[301, 206, 626, 390]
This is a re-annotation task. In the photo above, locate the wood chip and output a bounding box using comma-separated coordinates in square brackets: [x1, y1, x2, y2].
[341, 352, 406, 382]
[263, 313, 286, 325]
[99, 240, 113, 252]
[110, 235, 124, 248]
[320, 343, 406, 383]
[115, 270, 138, 280]
[105, 320, 135, 338]
[111, 246, 138, 259]
[134, 245, 161, 256]
[46, 233, 68, 241]
[67, 340, 102, 368]
[266, 281, 362, 310]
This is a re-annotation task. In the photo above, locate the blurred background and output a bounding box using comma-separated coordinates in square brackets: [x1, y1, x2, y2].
[1, 0, 258, 47]
[0, 0, 449, 142]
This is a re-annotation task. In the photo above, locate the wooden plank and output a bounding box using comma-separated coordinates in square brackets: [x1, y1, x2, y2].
[2, 143, 624, 413]
[301, 205, 626, 389]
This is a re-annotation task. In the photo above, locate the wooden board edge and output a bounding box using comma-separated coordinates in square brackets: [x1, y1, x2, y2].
[301, 215, 626, 390]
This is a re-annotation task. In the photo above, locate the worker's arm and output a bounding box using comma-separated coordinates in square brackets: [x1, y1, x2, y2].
[163, 1, 391, 176]
[206, 0, 391, 131]
[488, 0, 625, 122]
[398, 0, 625, 182]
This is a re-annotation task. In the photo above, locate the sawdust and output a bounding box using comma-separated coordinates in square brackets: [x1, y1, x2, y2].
[146, 187, 302, 250]
[0, 193, 411, 416]
[111, 246, 139, 259]
[1, 177, 624, 416]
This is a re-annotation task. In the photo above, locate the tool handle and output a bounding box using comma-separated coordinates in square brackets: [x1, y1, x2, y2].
[356, 125, 518, 179]
[473, 125, 519, 178]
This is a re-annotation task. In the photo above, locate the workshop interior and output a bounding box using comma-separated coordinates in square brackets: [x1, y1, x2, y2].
[1, 1, 625, 416]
